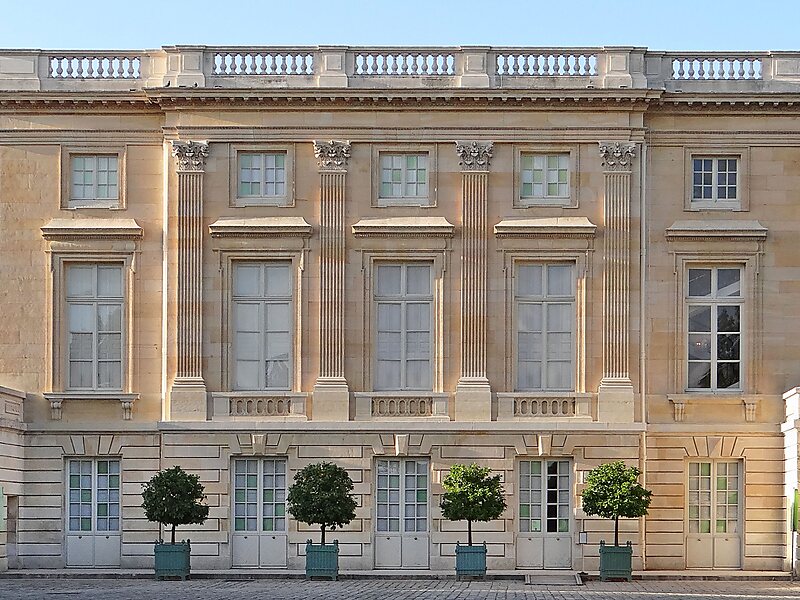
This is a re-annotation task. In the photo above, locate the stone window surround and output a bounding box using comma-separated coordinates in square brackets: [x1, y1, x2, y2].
[371, 143, 438, 208]
[60, 144, 128, 210]
[683, 146, 750, 212]
[228, 143, 296, 207]
[513, 144, 580, 209]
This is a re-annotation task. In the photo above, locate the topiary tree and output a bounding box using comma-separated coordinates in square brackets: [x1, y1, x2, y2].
[441, 463, 507, 546]
[287, 461, 357, 545]
[581, 461, 652, 546]
[141, 466, 209, 544]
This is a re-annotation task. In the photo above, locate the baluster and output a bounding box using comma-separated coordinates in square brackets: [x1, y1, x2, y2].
[264, 54, 273, 75]
[754, 58, 761, 79]
[590, 54, 598, 76]
[696, 59, 706, 80]
[368, 54, 376, 75]
[746, 59, 755, 79]
[579, 54, 587, 76]
[685, 59, 694, 79]
[286, 54, 295, 75]
[112, 58, 121, 78]
[64, 57, 73, 78]
[496, 54, 505, 75]
[735, 58, 743, 80]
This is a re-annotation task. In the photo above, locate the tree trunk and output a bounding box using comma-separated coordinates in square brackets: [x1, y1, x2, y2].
[614, 516, 619, 547]
[171, 524, 176, 545]
[321, 524, 326, 545]
[468, 520, 473, 546]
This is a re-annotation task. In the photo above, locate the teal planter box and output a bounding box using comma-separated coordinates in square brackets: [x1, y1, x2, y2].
[455, 542, 487, 579]
[305, 540, 339, 580]
[599, 540, 633, 581]
[154, 540, 191, 580]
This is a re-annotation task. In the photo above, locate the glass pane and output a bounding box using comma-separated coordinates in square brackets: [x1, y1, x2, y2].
[717, 269, 741, 297]
[547, 265, 573, 296]
[234, 264, 261, 297]
[376, 265, 402, 296]
[67, 266, 94, 297]
[717, 362, 740, 389]
[688, 306, 712, 333]
[688, 269, 712, 297]
[516, 265, 543, 296]
[406, 265, 431, 295]
[265, 265, 291, 296]
[688, 334, 712, 360]
[97, 266, 123, 298]
[688, 362, 712, 389]
[717, 306, 740, 333]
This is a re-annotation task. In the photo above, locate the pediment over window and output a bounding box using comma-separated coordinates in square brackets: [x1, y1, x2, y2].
[208, 217, 313, 238]
[493, 217, 597, 238]
[40, 218, 143, 241]
[352, 217, 455, 238]
[665, 220, 767, 242]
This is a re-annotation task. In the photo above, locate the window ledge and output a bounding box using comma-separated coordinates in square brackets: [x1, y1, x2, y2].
[354, 391, 450, 420]
[493, 217, 597, 238]
[668, 393, 758, 423]
[665, 220, 767, 242]
[496, 392, 593, 420]
[40, 218, 142, 241]
[208, 217, 312, 238]
[352, 217, 454, 238]
[211, 391, 308, 420]
[43, 392, 139, 421]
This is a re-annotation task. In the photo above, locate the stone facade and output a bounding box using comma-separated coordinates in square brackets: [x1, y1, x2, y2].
[0, 46, 799, 572]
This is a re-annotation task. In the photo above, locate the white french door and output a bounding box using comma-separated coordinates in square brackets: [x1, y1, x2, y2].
[65, 459, 121, 567]
[231, 458, 288, 568]
[686, 461, 742, 569]
[516, 459, 572, 569]
[374, 458, 429, 568]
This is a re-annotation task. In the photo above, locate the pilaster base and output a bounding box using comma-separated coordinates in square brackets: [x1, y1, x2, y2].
[598, 379, 635, 423]
[312, 379, 350, 422]
[169, 378, 208, 422]
[455, 378, 492, 422]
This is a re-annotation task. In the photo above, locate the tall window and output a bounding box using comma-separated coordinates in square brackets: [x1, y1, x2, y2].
[379, 153, 429, 205]
[688, 461, 740, 534]
[67, 459, 120, 533]
[687, 267, 742, 390]
[691, 156, 738, 206]
[66, 264, 124, 390]
[233, 458, 287, 533]
[232, 263, 292, 390]
[520, 153, 569, 201]
[238, 152, 287, 202]
[375, 263, 432, 390]
[70, 155, 119, 206]
[519, 460, 570, 533]
[515, 264, 574, 391]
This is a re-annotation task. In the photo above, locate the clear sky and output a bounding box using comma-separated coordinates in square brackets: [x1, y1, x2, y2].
[0, 0, 797, 51]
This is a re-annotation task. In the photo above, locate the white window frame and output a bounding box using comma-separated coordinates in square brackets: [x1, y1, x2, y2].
[514, 263, 576, 392]
[519, 153, 569, 201]
[372, 145, 437, 207]
[229, 144, 295, 207]
[231, 262, 293, 392]
[687, 460, 741, 535]
[514, 145, 579, 208]
[518, 459, 571, 534]
[232, 457, 288, 533]
[685, 266, 744, 392]
[66, 458, 121, 534]
[684, 147, 749, 211]
[691, 156, 739, 207]
[61, 145, 126, 209]
[373, 262, 434, 391]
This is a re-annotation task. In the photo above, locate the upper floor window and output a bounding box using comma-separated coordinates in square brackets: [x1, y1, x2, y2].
[238, 152, 287, 202]
[520, 153, 569, 201]
[66, 264, 124, 390]
[232, 262, 292, 390]
[378, 153, 430, 206]
[515, 263, 574, 391]
[692, 156, 739, 208]
[374, 263, 433, 390]
[70, 155, 119, 207]
[687, 267, 742, 391]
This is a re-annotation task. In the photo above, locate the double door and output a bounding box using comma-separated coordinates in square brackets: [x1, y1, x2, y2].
[65, 459, 121, 567]
[374, 458, 429, 568]
[516, 459, 572, 569]
[686, 461, 742, 569]
[231, 458, 288, 567]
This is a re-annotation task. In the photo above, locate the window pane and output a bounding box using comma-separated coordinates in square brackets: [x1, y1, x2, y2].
[688, 269, 712, 297]
[688, 306, 712, 333]
[688, 334, 712, 360]
[97, 361, 121, 389]
[69, 304, 94, 333]
[518, 304, 542, 332]
[376, 266, 402, 296]
[717, 269, 741, 297]
[67, 266, 95, 297]
[377, 303, 402, 332]
[376, 360, 401, 389]
[97, 304, 122, 332]
[517, 265, 543, 296]
[266, 303, 291, 331]
[234, 265, 261, 297]
[688, 362, 712, 389]
[717, 363, 740, 389]
[406, 265, 431, 295]
[265, 265, 291, 296]
[406, 303, 430, 331]
[547, 265, 573, 296]
[717, 306, 740, 332]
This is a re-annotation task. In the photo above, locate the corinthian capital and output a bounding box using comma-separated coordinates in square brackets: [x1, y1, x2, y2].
[455, 141, 493, 172]
[598, 141, 636, 172]
[172, 141, 209, 173]
[313, 140, 351, 171]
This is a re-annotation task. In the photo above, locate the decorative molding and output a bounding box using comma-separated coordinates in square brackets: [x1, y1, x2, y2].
[455, 140, 493, 171]
[493, 217, 597, 239]
[352, 217, 455, 238]
[41, 218, 143, 241]
[43, 392, 139, 421]
[354, 392, 450, 421]
[313, 139, 351, 171]
[665, 220, 768, 242]
[496, 392, 593, 420]
[598, 141, 636, 172]
[209, 217, 313, 238]
[171, 140, 209, 172]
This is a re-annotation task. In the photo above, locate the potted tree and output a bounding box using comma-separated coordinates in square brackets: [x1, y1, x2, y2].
[141, 466, 209, 580]
[440, 463, 506, 579]
[287, 461, 357, 580]
[581, 461, 652, 581]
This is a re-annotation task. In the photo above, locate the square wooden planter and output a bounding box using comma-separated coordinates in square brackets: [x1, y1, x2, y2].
[305, 540, 339, 580]
[154, 540, 191, 580]
[455, 542, 487, 579]
[599, 540, 633, 581]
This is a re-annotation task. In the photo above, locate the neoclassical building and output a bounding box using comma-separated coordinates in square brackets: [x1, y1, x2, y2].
[0, 45, 799, 573]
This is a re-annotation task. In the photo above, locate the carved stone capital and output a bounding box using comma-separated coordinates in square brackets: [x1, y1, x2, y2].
[598, 141, 636, 172]
[171, 140, 209, 172]
[313, 140, 351, 171]
[455, 141, 493, 171]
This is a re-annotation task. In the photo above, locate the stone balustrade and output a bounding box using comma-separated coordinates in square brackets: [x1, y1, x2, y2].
[2, 46, 800, 92]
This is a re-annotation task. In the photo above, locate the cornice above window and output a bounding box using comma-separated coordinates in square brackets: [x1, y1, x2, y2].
[208, 217, 313, 238]
[352, 216, 455, 238]
[40, 218, 143, 241]
[493, 217, 597, 239]
[665, 220, 767, 242]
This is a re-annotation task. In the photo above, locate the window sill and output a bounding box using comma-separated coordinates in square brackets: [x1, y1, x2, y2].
[211, 391, 308, 420]
[496, 392, 593, 420]
[354, 391, 450, 421]
[233, 197, 291, 207]
[668, 393, 758, 423]
[43, 392, 139, 421]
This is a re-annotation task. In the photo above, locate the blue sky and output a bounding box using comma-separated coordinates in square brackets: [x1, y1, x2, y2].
[0, 0, 797, 50]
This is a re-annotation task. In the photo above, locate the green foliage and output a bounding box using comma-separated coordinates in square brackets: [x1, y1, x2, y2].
[581, 461, 652, 546]
[440, 463, 506, 545]
[287, 462, 357, 545]
[141, 466, 209, 544]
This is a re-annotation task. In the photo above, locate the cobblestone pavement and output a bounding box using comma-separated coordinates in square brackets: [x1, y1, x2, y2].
[1, 579, 800, 600]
